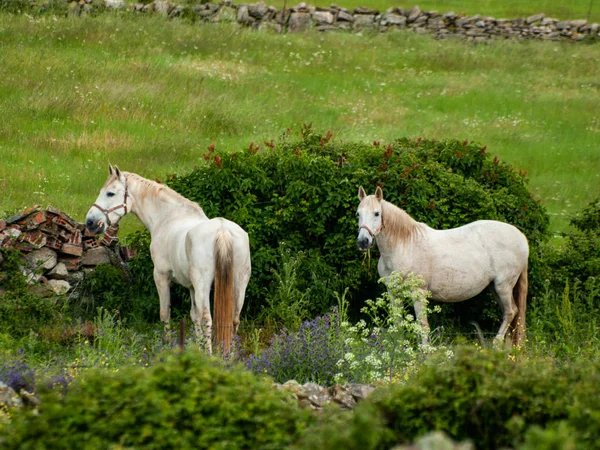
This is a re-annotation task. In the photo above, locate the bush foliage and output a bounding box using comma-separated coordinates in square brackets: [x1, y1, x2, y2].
[0, 350, 312, 449]
[545, 196, 600, 290]
[149, 128, 548, 327]
[298, 347, 600, 450]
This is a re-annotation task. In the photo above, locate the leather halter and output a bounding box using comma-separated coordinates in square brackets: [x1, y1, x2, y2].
[92, 181, 129, 227]
[359, 208, 384, 238]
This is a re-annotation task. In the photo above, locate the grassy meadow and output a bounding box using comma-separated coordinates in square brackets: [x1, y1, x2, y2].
[0, 8, 598, 237]
[1, 7, 600, 445]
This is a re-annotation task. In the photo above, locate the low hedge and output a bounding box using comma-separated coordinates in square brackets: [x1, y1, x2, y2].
[0, 350, 312, 449]
[298, 347, 600, 450]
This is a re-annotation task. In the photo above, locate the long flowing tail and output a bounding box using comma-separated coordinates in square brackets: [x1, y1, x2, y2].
[213, 228, 234, 354]
[510, 264, 528, 346]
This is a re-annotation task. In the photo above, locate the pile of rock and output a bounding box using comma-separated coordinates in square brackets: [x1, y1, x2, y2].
[0, 205, 135, 295]
[108, 0, 600, 42]
[273, 380, 375, 410]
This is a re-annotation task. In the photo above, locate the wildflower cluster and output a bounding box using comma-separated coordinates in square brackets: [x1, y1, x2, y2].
[246, 312, 346, 386]
[335, 272, 452, 384]
[247, 273, 455, 386]
[0, 354, 35, 393]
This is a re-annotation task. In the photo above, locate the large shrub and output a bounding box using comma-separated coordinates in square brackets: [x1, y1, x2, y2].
[0, 350, 312, 449]
[129, 128, 549, 329]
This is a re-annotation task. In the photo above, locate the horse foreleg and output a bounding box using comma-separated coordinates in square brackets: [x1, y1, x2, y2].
[154, 269, 172, 344]
[189, 287, 202, 339]
[413, 291, 431, 346]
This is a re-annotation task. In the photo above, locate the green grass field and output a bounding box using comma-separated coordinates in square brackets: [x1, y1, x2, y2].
[0, 8, 598, 235]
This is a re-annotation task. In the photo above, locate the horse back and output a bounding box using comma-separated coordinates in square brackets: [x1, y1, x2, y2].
[186, 218, 250, 270]
[381, 219, 528, 302]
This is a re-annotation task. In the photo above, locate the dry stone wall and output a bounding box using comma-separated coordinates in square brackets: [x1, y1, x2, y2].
[88, 0, 600, 42]
[273, 379, 375, 410]
[0, 205, 135, 296]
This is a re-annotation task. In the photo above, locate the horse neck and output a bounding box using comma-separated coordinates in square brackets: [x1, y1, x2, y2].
[126, 174, 206, 234]
[376, 201, 425, 254]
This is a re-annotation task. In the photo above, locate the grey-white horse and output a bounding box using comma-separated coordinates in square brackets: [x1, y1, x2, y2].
[356, 186, 528, 346]
[86, 165, 251, 353]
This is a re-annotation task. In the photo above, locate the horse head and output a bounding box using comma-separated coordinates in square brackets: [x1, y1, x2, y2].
[86, 164, 129, 234]
[356, 185, 384, 250]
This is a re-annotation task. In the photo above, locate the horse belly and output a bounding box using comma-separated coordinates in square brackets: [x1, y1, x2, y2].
[151, 225, 195, 289]
[427, 257, 493, 303]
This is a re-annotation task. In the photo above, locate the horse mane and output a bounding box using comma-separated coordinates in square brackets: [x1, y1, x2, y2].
[381, 200, 426, 246]
[123, 172, 206, 216]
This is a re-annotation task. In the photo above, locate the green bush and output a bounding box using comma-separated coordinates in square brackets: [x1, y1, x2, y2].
[77, 263, 159, 324]
[128, 129, 549, 331]
[298, 347, 600, 450]
[529, 197, 600, 356]
[0, 350, 312, 449]
[545, 196, 600, 290]
[0, 249, 67, 337]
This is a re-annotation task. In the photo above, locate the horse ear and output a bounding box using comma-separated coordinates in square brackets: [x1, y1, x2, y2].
[358, 186, 367, 200]
[108, 164, 114, 176]
[375, 186, 383, 201]
[114, 166, 122, 178]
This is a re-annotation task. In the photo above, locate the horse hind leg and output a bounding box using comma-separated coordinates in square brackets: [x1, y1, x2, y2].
[189, 287, 202, 340]
[189, 269, 213, 354]
[201, 305, 213, 355]
[413, 290, 431, 346]
[233, 256, 251, 335]
[492, 282, 518, 347]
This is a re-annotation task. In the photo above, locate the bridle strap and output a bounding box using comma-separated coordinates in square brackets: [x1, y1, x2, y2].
[359, 207, 384, 238]
[92, 182, 128, 227]
[360, 223, 383, 238]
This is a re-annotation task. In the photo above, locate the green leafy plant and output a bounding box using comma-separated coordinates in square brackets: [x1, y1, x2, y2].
[257, 243, 311, 333]
[301, 347, 600, 450]
[1, 350, 313, 449]
[335, 272, 450, 384]
[544, 196, 600, 293]
[0, 250, 68, 338]
[529, 197, 600, 358]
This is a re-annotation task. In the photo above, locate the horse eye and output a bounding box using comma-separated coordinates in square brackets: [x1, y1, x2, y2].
[356, 212, 360, 217]
[107, 192, 115, 197]
[374, 212, 380, 217]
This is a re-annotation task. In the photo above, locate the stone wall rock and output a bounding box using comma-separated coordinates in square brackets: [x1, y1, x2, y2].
[273, 380, 375, 410]
[0, 381, 22, 409]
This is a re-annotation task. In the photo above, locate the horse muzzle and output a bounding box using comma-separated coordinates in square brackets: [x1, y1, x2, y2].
[85, 213, 106, 235]
[357, 235, 373, 251]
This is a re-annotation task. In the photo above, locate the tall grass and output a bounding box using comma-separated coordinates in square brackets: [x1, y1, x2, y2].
[0, 12, 598, 235]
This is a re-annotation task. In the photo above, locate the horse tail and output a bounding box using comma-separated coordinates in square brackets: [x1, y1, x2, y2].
[510, 264, 528, 347]
[213, 228, 234, 354]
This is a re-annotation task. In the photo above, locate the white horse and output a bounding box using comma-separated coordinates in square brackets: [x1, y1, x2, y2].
[86, 165, 251, 354]
[357, 186, 528, 346]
